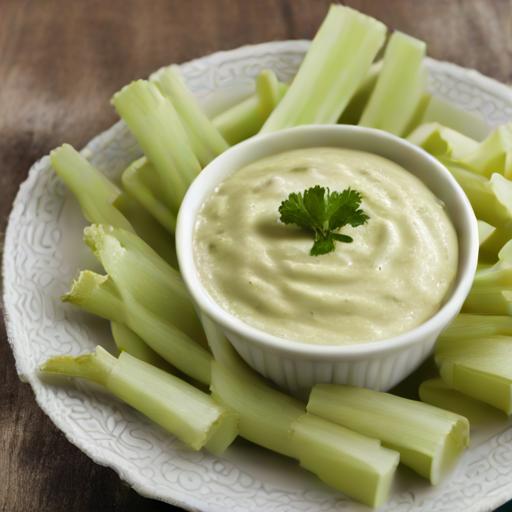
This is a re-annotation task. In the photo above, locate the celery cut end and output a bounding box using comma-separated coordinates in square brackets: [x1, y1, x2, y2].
[291, 413, 399, 508]
[40, 346, 116, 386]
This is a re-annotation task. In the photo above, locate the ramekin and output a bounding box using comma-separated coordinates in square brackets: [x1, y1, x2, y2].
[176, 125, 479, 393]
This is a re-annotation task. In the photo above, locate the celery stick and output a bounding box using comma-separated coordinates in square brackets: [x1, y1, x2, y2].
[359, 31, 426, 136]
[255, 69, 283, 118]
[84, 224, 204, 343]
[473, 267, 512, 288]
[478, 220, 495, 246]
[212, 72, 288, 145]
[111, 321, 172, 371]
[112, 80, 200, 212]
[408, 123, 479, 161]
[41, 347, 236, 452]
[121, 157, 177, 232]
[445, 164, 512, 227]
[338, 61, 380, 125]
[50, 144, 133, 232]
[151, 65, 229, 166]
[291, 413, 399, 508]
[420, 378, 505, 425]
[210, 360, 304, 457]
[64, 270, 212, 385]
[461, 123, 512, 178]
[113, 190, 178, 267]
[62, 271, 124, 323]
[402, 92, 432, 136]
[420, 96, 490, 141]
[480, 222, 512, 261]
[307, 384, 469, 484]
[463, 287, 512, 315]
[440, 314, 512, 342]
[436, 335, 512, 414]
[261, 5, 386, 132]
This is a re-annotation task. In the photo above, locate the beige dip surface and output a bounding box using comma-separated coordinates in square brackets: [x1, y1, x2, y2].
[194, 148, 458, 345]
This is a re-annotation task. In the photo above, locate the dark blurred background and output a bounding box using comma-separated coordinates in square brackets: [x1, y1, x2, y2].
[1, 1, 512, 510]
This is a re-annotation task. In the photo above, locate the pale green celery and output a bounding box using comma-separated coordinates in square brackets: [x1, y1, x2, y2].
[210, 360, 304, 457]
[407, 123, 479, 160]
[261, 5, 386, 132]
[64, 270, 212, 385]
[436, 335, 512, 414]
[338, 61, 380, 125]
[111, 321, 172, 371]
[359, 31, 426, 136]
[439, 314, 512, 342]
[291, 414, 398, 508]
[41, 347, 236, 452]
[462, 287, 512, 315]
[151, 65, 229, 166]
[473, 267, 512, 288]
[212, 72, 288, 145]
[480, 223, 512, 261]
[205, 318, 400, 506]
[402, 92, 432, 136]
[445, 164, 512, 227]
[113, 191, 178, 267]
[478, 220, 495, 246]
[121, 157, 176, 232]
[420, 378, 505, 425]
[112, 80, 200, 213]
[420, 96, 490, 141]
[84, 224, 204, 343]
[205, 316, 303, 457]
[461, 123, 512, 178]
[50, 144, 133, 231]
[307, 384, 469, 484]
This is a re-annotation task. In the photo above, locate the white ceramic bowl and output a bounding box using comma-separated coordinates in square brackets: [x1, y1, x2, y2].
[177, 125, 478, 393]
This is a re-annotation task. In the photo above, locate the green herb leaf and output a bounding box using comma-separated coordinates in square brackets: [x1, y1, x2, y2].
[279, 186, 368, 256]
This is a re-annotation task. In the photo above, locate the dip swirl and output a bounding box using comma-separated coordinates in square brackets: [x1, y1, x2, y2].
[194, 148, 458, 345]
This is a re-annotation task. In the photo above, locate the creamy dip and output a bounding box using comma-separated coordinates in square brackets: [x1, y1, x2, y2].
[194, 148, 458, 345]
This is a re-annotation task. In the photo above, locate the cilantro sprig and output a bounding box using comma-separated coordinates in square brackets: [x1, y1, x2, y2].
[278, 186, 369, 256]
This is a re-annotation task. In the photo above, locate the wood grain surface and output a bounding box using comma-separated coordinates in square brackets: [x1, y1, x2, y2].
[1, 1, 512, 511]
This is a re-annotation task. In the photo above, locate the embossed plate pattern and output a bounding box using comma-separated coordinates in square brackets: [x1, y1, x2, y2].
[4, 41, 512, 512]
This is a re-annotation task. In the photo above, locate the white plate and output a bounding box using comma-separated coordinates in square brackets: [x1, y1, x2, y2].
[4, 40, 512, 512]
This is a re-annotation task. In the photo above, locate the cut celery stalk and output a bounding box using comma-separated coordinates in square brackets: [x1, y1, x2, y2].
[478, 220, 496, 246]
[261, 5, 386, 132]
[291, 413, 399, 508]
[462, 123, 512, 178]
[112, 80, 200, 212]
[111, 321, 172, 371]
[338, 61, 381, 125]
[307, 384, 469, 484]
[359, 31, 426, 136]
[212, 72, 288, 145]
[440, 314, 512, 342]
[463, 287, 512, 315]
[436, 335, 512, 414]
[408, 123, 479, 161]
[445, 164, 512, 228]
[402, 92, 432, 136]
[419, 378, 505, 424]
[480, 223, 512, 261]
[50, 144, 133, 232]
[210, 360, 304, 458]
[151, 65, 229, 166]
[113, 191, 178, 267]
[420, 96, 490, 141]
[121, 157, 177, 232]
[41, 347, 236, 452]
[473, 267, 512, 288]
[63, 270, 212, 385]
[84, 224, 204, 343]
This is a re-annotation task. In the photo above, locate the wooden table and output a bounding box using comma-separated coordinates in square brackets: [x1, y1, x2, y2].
[1, 1, 512, 510]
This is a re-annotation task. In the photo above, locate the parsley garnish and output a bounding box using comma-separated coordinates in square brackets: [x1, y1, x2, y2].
[278, 186, 369, 256]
